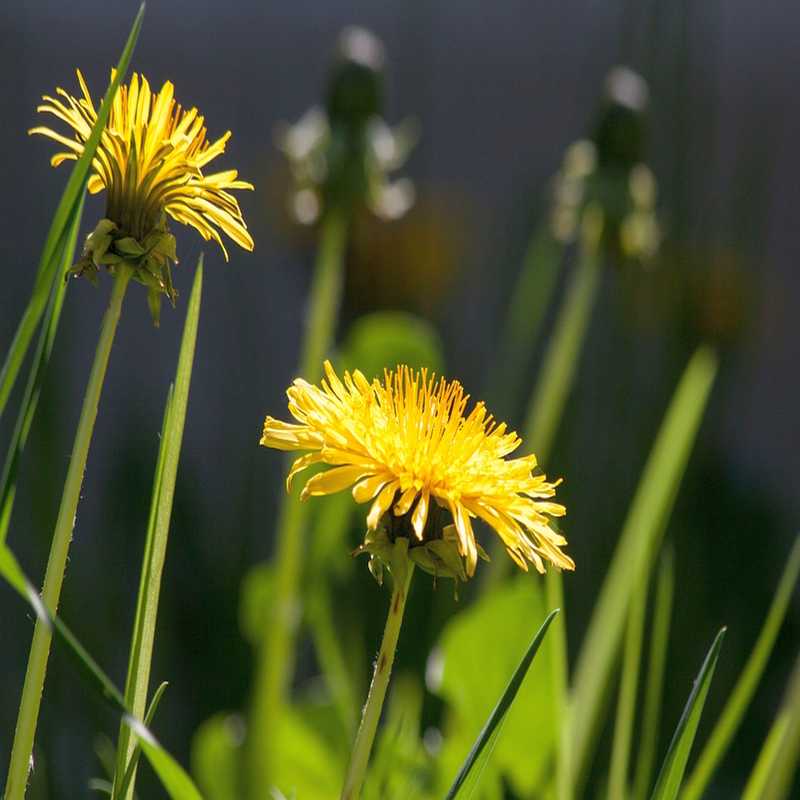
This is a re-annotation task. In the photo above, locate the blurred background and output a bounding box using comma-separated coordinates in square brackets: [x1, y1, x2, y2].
[1, 1, 798, 797]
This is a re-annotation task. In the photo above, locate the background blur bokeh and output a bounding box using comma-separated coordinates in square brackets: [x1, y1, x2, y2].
[1, 1, 799, 797]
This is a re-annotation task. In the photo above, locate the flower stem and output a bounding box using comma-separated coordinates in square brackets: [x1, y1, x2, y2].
[341, 541, 414, 800]
[247, 208, 348, 796]
[5, 266, 131, 800]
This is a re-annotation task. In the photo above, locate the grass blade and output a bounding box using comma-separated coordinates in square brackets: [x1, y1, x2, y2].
[633, 546, 675, 800]
[567, 346, 718, 793]
[682, 535, 800, 800]
[116, 682, 169, 800]
[743, 653, 800, 800]
[0, 543, 202, 800]
[650, 628, 726, 800]
[0, 196, 83, 544]
[608, 567, 648, 799]
[444, 608, 560, 800]
[0, 3, 145, 417]
[113, 260, 203, 800]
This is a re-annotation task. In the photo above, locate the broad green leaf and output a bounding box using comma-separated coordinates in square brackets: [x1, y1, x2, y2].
[338, 310, 444, 379]
[649, 628, 726, 800]
[568, 346, 718, 793]
[436, 593, 559, 800]
[113, 258, 204, 800]
[0, 3, 145, 417]
[682, 536, 800, 800]
[633, 546, 675, 800]
[191, 713, 245, 800]
[0, 195, 83, 544]
[0, 542, 204, 800]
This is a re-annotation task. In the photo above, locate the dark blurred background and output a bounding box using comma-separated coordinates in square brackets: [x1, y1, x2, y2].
[1, 1, 798, 797]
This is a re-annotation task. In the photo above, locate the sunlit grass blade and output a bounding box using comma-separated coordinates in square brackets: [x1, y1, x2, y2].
[0, 195, 83, 544]
[608, 568, 648, 800]
[567, 346, 718, 794]
[742, 653, 800, 800]
[633, 546, 675, 800]
[0, 3, 144, 418]
[113, 260, 203, 800]
[650, 628, 726, 800]
[444, 609, 559, 800]
[0, 544, 202, 800]
[116, 682, 169, 800]
[682, 535, 800, 800]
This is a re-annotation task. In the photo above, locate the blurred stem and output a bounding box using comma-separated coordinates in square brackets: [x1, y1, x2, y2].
[5, 265, 131, 800]
[247, 208, 348, 795]
[341, 541, 414, 800]
[521, 239, 601, 461]
[485, 225, 564, 416]
[632, 546, 674, 800]
[607, 571, 647, 800]
[484, 236, 601, 595]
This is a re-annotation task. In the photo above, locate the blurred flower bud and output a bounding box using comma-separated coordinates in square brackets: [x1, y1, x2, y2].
[548, 67, 661, 265]
[277, 27, 415, 224]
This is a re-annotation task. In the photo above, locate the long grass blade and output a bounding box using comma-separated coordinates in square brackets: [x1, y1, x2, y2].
[650, 628, 726, 800]
[567, 346, 718, 794]
[0, 195, 83, 544]
[113, 260, 203, 800]
[608, 567, 648, 799]
[0, 3, 145, 417]
[444, 609, 560, 800]
[743, 653, 800, 800]
[0, 543, 202, 800]
[682, 536, 800, 800]
[633, 546, 675, 800]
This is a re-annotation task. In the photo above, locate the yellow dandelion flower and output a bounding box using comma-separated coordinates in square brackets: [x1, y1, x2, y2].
[261, 361, 574, 577]
[30, 69, 254, 314]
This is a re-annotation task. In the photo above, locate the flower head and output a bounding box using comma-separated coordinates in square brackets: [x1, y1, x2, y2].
[261, 362, 573, 578]
[31, 69, 254, 318]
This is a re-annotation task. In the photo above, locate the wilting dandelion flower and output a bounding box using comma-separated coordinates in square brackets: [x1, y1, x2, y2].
[31, 69, 254, 319]
[261, 361, 573, 578]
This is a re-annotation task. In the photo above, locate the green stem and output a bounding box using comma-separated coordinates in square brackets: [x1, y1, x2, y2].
[247, 209, 348, 795]
[341, 542, 414, 800]
[547, 569, 570, 800]
[521, 242, 601, 460]
[484, 242, 601, 597]
[484, 226, 564, 418]
[5, 266, 131, 800]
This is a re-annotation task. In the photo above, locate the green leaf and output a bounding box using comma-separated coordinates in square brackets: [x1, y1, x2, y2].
[607, 563, 649, 799]
[338, 310, 445, 379]
[682, 535, 800, 800]
[567, 346, 718, 793]
[191, 713, 245, 800]
[650, 628, 726, 800]
[743, 653, 800, 800]
[0, 3, 145, 417]
[113, 258, 203, 800]
[633, 546, 676, 800]
[116, 682, 170, 800]
[0, 196, 83, 544]
[442, 605, 560, 799]
[0, 542, 204, 800]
